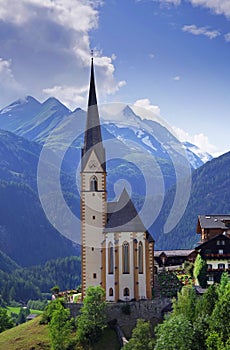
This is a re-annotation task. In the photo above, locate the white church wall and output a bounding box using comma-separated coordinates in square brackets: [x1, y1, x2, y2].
[105, 233, 115, 301]
[118, 232, 134, 301]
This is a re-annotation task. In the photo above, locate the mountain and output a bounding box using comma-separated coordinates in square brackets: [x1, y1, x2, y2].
[0, 97, 212, 170]
[0, 249, 19, 273]
[0, 180, 79, 267]
[182, 141, 213, 169]
[0, 130, 79, 267]
[0, 96, 218, 259]
[153, 151, 230, 249]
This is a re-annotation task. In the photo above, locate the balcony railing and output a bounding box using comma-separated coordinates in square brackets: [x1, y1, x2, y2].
[205, 253, 230, 258]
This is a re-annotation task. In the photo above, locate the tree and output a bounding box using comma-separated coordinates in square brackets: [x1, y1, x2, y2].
[209, 282, 230, 344]
[172, 286, 197, 323]
[123, 319, 155, 350]
[49, 302, 72, 350]
[206, 332, 224, 350]
[154, 314, 194, 350]
[196, 284, 218, 318]
[0, 307, 13, 333]
[193, 254, 207, 287]
[77, 286, 106, 346]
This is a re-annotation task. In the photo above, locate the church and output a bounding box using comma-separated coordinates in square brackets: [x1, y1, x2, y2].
[81, 57, 155, 302]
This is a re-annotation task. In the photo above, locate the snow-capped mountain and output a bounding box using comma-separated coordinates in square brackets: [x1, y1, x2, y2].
[0, 97, 212, 174]
[182, 141, 213, 168]
[99, 103, 213, 169]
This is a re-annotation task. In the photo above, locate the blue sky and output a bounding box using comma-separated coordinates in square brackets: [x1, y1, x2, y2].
[0, 0, 229, 155]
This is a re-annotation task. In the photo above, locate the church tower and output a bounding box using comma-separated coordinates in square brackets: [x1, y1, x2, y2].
[81, 56, 107, 299]
[81, 56, 154, 301]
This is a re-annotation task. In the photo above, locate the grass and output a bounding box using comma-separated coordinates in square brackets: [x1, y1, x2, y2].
[7, 306, 43, 316]
[0, 316, 120, 350]
[0, 316, 50, 350]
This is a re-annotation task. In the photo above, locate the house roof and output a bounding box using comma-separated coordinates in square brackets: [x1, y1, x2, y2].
[195, 232, 230, 250]
[154, 249, 195, 258]
[105, 188, 154, 242]
[197, 215, 230, 232]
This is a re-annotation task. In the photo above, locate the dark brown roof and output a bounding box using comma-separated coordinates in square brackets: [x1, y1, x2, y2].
[154, 249, 195, 258]
[105, 188, 153, 241]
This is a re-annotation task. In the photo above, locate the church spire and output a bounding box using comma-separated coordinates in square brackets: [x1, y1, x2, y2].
[82, 55, 105, 171]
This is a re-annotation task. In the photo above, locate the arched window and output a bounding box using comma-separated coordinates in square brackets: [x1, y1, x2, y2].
[90, 176, 98, 191]
[123, 288, 130, 297]
[109, 288, 113, 296]
[108, 242, 114, 274]
[123, 242, 130, 274]
[138, 242, 143, 274]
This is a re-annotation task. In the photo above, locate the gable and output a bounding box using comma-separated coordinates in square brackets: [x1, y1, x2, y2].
[82, 149, 104, 172]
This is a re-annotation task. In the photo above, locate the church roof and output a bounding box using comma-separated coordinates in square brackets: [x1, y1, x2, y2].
[81, 57, 106, 171]
[105, 189, 154, 241]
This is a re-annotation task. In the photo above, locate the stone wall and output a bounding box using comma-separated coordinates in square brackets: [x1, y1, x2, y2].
[66, 297, 171, 338]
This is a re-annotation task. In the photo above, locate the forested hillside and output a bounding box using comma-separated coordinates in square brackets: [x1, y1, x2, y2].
[0, 256, 81, 304]
[154, 151, 230, 249]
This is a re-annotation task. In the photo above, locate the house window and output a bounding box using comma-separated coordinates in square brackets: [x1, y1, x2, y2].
[108, 242, 114, 274]
[208, 275, 214, 282]
[93, 273, 97, 279]
[123, 242, 130, 274]
[92, 215, 95, 220]
[218, 249, 224, 254]
[207, 264, 212, 270]
[138, 242, 143, 274]
[109, 288, 113, 297]
[218, 263, 225, 269]
[123, 288, 130, 297]
[90, 176, 98, 191]
[217, 240, 225, 245]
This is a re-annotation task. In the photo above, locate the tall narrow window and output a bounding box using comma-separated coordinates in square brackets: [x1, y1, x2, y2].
[90, 176, 98, 191]
[123, 242, 130, 274]
[124, 288, 130, 297]
[108, 242, 114, 274]
[109, 288, 113, 296]
[138, 242, 143, 274]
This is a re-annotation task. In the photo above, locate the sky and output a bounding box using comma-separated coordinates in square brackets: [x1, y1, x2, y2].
[0, 0, 229, 156]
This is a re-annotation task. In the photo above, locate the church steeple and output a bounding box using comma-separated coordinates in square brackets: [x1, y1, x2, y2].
[82, 56, 105, 171]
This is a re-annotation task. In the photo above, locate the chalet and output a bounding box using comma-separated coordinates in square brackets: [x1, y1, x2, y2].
[196, 215, 230, 242]
[196, 215, 230, 284]
[154, 249, 196, 272]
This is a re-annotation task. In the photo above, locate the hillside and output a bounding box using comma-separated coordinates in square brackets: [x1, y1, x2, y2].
[0, 256, 81, 303]
[0, 181, 79, 266]
[0, 249, 19, 273]
[154, 151, 230, 249]
[0, 316, 120, 350]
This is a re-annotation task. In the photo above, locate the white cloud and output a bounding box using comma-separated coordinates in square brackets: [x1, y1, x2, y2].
[0, 0, 125, 109]
[43, 84, 88, 110]
[224, 32, 230, 42]
[133, 98, 161, 116]
[159, 0, 181, 5]
[0, 58, 24, 105]
[172, 75, 180, 81]
[189, 0, 230, 18]
[172, 126, 217, 154]
[182, 24, 220, 39]
[149, 53, 155, 59]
